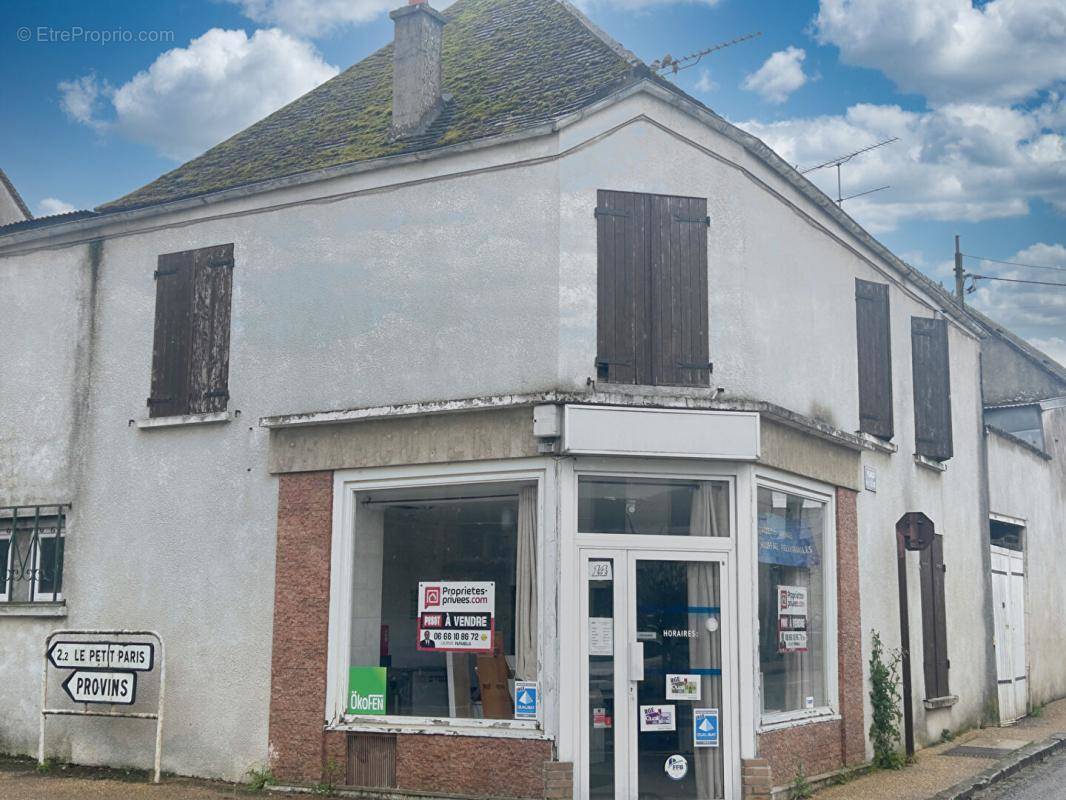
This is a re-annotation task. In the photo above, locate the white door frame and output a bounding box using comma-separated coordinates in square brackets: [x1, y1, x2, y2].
[561, 457, 748, 800]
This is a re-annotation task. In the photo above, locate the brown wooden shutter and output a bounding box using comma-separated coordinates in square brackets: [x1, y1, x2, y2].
[911, 317, 953, 460]
[149, 250, 195, 417]
[188, 244, 234, 414]
[596, 190, 650, 384]
[920, 534, 950, 698]
[650, 194, 710, 387]
[596, 190, 709, 387]
[148, 243, 234, 418]
[855, 279, 894, 439]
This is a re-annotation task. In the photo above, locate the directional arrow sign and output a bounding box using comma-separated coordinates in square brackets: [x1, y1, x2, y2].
[62, 670, 137, 705]
[48, 641, 154, 672]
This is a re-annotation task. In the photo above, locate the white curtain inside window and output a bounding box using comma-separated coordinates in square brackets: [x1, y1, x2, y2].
[515, 485, 538, 682]
[689, 482, 725, 799]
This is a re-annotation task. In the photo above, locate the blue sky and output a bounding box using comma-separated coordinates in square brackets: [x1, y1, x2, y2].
[2, 0, 1064, 360]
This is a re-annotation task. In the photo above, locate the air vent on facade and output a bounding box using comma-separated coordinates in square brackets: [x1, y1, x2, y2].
[347, 733, 397, 788]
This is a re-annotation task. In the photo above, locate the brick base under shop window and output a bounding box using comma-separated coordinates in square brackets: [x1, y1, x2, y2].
[741, 758, 772, 798]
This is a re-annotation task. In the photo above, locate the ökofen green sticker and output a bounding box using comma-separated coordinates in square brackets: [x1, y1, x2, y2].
[348, 666, 387, 715]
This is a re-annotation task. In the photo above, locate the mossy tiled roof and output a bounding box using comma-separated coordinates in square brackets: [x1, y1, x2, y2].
[103, 0, 638, 211]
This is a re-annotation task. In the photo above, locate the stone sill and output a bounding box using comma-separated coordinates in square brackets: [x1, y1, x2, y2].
[0, 601, 67, 618]
[857, 432, 898, 454]
[924, 694, 959, 710]
[914, 453, 948, 473]
[136, 411, 230, 430]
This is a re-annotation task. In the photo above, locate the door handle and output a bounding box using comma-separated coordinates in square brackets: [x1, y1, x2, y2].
[629, 642, 645, 682]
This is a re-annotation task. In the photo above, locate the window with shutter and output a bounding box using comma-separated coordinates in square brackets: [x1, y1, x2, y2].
[911, 317, 953, 461]
[920, 534, 950, 698]
[595, 190, 709, 387]
[855, 279, 893, 439]
[148, 243, 234, 417]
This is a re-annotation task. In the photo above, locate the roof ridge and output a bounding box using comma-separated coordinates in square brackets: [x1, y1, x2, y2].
[554, 0, 642, 66]
[0, 168, 32, 220]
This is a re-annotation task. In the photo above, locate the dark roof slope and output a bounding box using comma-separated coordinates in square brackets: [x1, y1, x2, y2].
[963, 303, 1066, 384]
[0, 168, 32, 220]
[102, 0, 637, 211]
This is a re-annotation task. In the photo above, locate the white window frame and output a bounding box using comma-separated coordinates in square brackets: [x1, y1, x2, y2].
[753, 469, 839, 730]
[325, 458, 554, 739]
[31, 531, 65, 603]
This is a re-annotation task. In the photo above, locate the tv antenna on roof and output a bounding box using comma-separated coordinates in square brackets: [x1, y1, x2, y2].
[652, 31, 762, 75]
[799, 136, 898, 206]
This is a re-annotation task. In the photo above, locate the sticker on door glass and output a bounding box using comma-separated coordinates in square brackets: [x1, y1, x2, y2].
[664, 754, 688, 781]
[693, 708, 719, 748]
[417, 581, 494, 652]
[666, 674, 701, 701]
[588, 560, 613, 581]
[514, 681, 538, 719]
[592, 707, 612, 729]
[776, 585, 809, 654]
[588, 617, 614, 656]
[640, 704, 676, 732]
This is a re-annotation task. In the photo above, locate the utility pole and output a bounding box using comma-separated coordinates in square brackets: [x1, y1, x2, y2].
[954, 235, 965, 303]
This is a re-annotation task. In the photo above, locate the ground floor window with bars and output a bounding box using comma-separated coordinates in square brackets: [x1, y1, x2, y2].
[1, 506, 67, 603]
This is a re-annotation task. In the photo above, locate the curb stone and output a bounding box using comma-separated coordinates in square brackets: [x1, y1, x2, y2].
[930, 732, 1066, 800]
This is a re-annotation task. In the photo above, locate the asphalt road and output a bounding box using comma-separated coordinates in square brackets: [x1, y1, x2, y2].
[975, 749, 1066, 800]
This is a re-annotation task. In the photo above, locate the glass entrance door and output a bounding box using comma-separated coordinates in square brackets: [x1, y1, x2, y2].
[581, 550, 732, 800]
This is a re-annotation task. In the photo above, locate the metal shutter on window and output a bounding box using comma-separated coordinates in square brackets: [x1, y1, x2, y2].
[855, 279, 894, 439]
[911, 317, 953, 460]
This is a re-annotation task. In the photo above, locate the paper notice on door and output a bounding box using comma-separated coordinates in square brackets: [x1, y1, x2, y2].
[589, 617, 614, 657]
[640, 704, 676, 732]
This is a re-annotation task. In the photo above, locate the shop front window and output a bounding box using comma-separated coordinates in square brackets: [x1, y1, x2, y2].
[757, 486, 828, 718]
[348, 481, 537, 721]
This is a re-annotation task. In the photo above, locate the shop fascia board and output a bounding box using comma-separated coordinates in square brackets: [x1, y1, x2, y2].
[259, 388, 868, 454]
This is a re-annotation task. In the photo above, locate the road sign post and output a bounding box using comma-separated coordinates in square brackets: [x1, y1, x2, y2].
[40, 630, 165, 783]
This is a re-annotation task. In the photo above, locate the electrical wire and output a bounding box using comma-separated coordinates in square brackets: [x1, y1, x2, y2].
[963, 254, 1066, 273]
[969, 275, 1066, 288]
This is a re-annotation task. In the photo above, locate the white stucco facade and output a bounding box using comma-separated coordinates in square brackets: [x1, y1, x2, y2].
[0, 80, 1045, 789]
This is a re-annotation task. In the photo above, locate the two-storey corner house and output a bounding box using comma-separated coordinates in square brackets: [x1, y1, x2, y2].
[1, 0, 1063, 797]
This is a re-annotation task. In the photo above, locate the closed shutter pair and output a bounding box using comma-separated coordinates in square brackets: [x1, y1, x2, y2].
[855, 278, 953, 460]
[595, 189, 711, 387]
[148, 243, 234, 418]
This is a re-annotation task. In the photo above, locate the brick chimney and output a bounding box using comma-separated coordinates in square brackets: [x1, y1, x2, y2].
[390, 0, 447, 137]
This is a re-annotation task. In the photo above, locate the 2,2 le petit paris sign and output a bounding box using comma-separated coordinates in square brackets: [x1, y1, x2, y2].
[48, 640, 155, 705]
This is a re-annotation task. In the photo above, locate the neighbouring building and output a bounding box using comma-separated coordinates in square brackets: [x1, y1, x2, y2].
[1, 0, 1062, 798]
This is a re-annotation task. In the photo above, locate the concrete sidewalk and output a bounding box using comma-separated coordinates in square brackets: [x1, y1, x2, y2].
[814, 697, 1066, 800]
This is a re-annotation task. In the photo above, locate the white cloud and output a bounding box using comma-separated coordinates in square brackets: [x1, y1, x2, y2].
[37, 198, 77, 216]
[738, 98, 1066, 233]
[693, 68, 716, 93]
[968, 243, 1066, 364]
[58, 74, 109, 130]
[814, 0, 1066, 105]
[574, 0, 720, 8]
[742, 47, 808, 104]
[59, 28, 338, 161]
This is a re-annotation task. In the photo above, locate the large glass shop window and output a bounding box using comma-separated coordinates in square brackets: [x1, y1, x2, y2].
[348, 482, 537, 720]
[757, 486, 828, 716]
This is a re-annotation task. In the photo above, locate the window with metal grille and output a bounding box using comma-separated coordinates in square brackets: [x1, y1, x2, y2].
[855, 278, 894, 439]
[148, 243, 234, 417]
[1, 505, 68, 604]
[595, 190, 711, 387]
